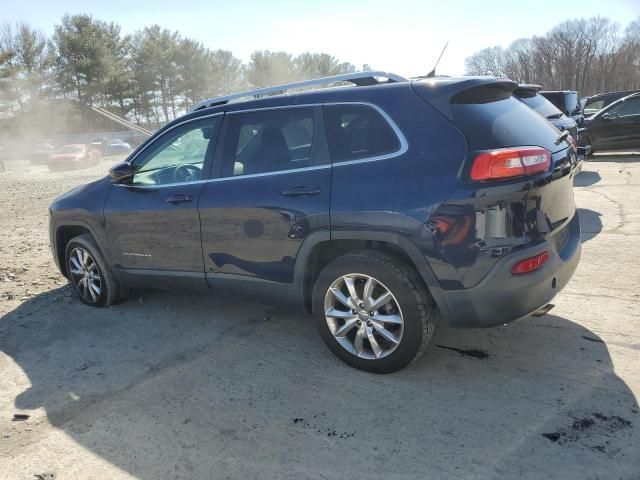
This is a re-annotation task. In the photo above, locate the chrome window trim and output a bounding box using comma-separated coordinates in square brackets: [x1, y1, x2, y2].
[116, 102, 407, 189]
[324, 102, 409, 166]
[114, 164, 332, 189]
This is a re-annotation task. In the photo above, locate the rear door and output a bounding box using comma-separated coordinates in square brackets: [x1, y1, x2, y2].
[198, 105, 331, 293]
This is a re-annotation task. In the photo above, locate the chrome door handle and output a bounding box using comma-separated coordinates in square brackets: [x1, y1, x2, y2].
[281, 186, 321, 197]
[165, 194, 193, 203]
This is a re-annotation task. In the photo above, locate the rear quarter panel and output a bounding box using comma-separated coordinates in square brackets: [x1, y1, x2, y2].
[330, 88, 467, 245]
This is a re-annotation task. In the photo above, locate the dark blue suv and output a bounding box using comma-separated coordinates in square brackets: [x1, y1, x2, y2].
[49, 72, 581, 372]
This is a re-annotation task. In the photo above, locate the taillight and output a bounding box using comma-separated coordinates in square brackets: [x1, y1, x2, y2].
[511, 251, 550, 275]
[470, 147, 551, 181]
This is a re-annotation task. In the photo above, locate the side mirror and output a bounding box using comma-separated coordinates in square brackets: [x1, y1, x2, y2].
[109, 161, 134, 184]
[601, 112, 617, 121]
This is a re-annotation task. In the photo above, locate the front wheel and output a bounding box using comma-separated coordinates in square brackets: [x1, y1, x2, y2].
[65, 234, 127, 307]
[312, 251, 436, 373]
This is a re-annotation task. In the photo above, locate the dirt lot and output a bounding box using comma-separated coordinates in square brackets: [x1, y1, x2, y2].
[1, 155, 639, 479]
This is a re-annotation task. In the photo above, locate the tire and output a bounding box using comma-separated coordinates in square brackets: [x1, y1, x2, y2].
[312, 250, 436, 373]
[64, 234, 127, 307]
[584, 136, 595, 157]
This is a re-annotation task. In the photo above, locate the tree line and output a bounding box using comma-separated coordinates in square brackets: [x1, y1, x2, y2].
[0, 14, 365, 127]
[465, 16, 640, 96]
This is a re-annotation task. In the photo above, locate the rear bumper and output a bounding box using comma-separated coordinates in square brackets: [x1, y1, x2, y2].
[436, 212, 581, 328]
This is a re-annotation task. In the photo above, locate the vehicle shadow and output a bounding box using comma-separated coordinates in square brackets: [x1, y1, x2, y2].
[1, 287, 638, 479]
[574, 170, 601, 187]
[578, 208, 603, 243]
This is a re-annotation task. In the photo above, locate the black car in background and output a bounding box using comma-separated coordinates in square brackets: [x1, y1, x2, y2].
[514, 85, 590, 160]
[582, 92, 640, 153]
[582, 89, 640, 116]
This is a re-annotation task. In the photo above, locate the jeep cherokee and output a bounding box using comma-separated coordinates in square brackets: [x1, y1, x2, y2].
[49, 72, 582, 373]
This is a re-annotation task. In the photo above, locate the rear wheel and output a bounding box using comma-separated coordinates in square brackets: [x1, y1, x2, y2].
[65, 234, 127, 307]
[312, 251, 436, 373]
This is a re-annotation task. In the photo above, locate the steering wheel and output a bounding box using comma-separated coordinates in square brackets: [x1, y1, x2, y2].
[173, 164, 201, 183]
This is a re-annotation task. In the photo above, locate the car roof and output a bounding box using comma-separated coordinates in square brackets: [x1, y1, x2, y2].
[188, 75, 509, 116]
[587, 89, 640, 100]
[154, 75, 516, 139]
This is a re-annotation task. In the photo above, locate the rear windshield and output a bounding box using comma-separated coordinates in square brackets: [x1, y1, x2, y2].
[517, 93, 563, 119]
[56, 145, 83, 154]
[543, 92, 579, 116]
[450, 96, 562, 152]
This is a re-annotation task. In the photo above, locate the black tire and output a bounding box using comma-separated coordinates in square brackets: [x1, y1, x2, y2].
[584, 136, 595, 157]
[312, 250, 436, 373]
[64, 234, 127, 307]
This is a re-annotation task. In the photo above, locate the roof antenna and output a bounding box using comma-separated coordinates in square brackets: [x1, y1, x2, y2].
[426, 41, 449, 78]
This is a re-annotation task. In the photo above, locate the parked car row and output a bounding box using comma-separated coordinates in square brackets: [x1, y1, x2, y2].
[47, 144, 102, 172]
[28, 137, 133, 171]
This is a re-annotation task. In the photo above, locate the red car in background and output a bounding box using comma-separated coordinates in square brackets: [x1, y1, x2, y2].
[47, 144, 101, 172]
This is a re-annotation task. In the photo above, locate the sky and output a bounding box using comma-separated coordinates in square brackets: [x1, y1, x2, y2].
[2, 0, 639, 77]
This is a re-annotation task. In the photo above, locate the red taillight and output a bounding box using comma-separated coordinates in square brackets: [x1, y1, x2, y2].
[470, 147, 551, 181]
[511, 251, 550, 275]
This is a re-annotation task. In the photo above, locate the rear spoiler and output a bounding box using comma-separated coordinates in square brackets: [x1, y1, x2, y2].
[412, 77, 518, 120]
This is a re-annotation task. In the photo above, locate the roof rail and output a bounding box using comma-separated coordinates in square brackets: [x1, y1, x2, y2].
[189, 71, 408, 112]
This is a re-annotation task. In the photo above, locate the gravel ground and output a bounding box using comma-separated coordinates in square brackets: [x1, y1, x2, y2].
[0, 155, 639, 479]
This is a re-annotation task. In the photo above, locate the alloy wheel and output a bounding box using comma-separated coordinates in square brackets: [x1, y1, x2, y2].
[68, 247, 102, 303]
[324, 273, 404, 360]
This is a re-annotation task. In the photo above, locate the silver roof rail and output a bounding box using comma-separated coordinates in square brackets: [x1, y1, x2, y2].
[189, 71, 408, 112]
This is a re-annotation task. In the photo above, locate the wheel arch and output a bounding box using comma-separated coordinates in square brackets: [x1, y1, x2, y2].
[294, 230, 450, 318]
[53, 222, 100, 278]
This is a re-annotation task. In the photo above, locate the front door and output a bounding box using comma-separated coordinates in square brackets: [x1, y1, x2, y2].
[104, 115, 222, 283]
[591, 96, 640, 150]
[198, 106, 330, 292]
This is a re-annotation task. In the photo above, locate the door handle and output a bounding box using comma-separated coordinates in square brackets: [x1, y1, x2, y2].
[165, 194, 193, 204]
[281, 186, 321, 197]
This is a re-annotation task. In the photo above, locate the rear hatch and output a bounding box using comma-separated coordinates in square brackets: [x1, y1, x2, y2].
[413, 79, 579, 288]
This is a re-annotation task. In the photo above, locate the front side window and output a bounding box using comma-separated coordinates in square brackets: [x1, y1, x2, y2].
[324, 104, 401, 163]
[609, 98, 640, 118]
[131, 117, 220, 185]
[221, 107, 316, 178]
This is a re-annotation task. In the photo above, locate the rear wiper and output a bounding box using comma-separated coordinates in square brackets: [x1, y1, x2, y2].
[554, 130, 570, 145]
[546, 113, 563, 120]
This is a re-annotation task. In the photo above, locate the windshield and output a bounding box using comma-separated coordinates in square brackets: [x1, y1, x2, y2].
[56, 145, 83, 154]
[518, 93, 564, 119]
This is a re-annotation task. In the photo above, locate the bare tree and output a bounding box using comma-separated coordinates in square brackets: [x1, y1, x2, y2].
[465, 16, 640, 96]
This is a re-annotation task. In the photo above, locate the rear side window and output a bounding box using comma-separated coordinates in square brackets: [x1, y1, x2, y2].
[450, 95, 563, 152]
[324, 104, 400, 162]
[221, 107, 316, 177]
